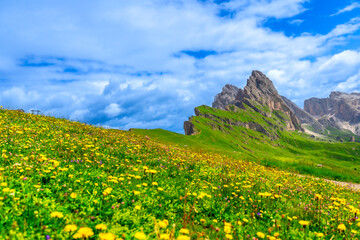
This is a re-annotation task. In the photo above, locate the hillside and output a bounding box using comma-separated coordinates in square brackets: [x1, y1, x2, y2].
[1, 108, 360, 239]
[138, 104, 360, 183]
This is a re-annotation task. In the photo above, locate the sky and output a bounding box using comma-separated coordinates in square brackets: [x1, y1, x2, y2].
[1, 0, 360, 133]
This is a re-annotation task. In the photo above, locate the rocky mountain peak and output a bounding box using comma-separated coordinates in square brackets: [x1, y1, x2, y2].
[212, 84, 239, 110]
[211, 70, 302, 132]
[244, 70, 279, 99]
[304, 91, 360, 135]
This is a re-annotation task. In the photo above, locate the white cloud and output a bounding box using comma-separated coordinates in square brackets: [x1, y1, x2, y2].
[289, 19, 304, 25]
[267, 69, 288, 84]
[335, 71, 360, 91]
[325, 17, 360, 38]
[70, 109, 89, 121]
[104, 103, 122, 117]
[331, 2, 360, 16]
[318, 50, 360, 71]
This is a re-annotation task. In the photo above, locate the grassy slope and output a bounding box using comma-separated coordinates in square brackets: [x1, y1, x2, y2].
[134, 105, 360, 183]
[2, 109, 360, 239]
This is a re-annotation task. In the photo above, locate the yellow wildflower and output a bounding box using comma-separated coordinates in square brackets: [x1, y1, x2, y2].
[64, 224, 77, 232]
[299, 220, 310, 227]
[179, 228, 189, 234]
[73, 227, 94, 239]
[257, 232, 265, 239]
[177, 235, 190, 240]
[315, 232, 324, 237]
[50, 212, 64, 218]
[99, 233, 116, 240]
[158, 220, 168, 228]
[134, 232, 146, 239]
[224, 225, 232, 233]
[225, 234, 233, 239]
[160, 234, 170, 239]
[315, 194, 323, 200]
[95, 224, 107, 230]
[338, 223, 346, 231]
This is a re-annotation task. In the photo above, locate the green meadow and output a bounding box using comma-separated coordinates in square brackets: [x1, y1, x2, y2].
[1, 107, 360, 239]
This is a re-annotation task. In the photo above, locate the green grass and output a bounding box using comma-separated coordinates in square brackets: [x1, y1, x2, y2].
[2, 108, 360, 239]
[134, 105, 360, 183]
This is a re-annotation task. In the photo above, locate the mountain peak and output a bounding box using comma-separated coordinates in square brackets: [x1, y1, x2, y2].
[243, 70, 280, 104]
[210, 70, 302, 133]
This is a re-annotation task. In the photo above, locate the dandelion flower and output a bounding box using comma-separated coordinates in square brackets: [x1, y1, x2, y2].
[50, 212, 64, 218]
[177, 235, 189, 240]
[134, 232, 146, 240]
[315, 194, 323, 200]
[63, 224, 77, 232]
[225, 234, 233, 239]
[73, 227, 94, 238]
[160, 234, 170, 239]
[70, 192, 77, 198]
[257, 232, 265, 239]
[135, 206, 141, 210]
[179, 228, 189, 234]
[95, 224, 107, 230]
[158, 220, 168, 228]
[224, 225, 232, 233]
[99, 232, 116, 240]
[338, 223, 346, 231]
[299, 220, 310, 227]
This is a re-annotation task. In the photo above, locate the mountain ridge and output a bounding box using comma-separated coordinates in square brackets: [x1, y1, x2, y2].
[187, 70, 360, 141]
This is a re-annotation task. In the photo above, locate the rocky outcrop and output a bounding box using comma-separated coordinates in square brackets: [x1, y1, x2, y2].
[182, 70, 303, 136]
[214, 70, 302, 131]
[184, 120, 197, 135]
[212, 84, 239, 110]
[235, 71, 301, 131]
[304, 92, 360, 135]
[184, 69, 360, 139]
[281, 96, 324, 133]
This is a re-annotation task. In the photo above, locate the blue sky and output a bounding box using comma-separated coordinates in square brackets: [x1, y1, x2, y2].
[1, 0, 360, 133]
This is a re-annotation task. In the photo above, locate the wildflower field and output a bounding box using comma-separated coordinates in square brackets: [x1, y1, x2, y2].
[1, 109, 360, 239]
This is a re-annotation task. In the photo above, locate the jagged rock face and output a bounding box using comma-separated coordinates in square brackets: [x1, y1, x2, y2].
[184, 119, 198, 135]
[212, 84, 239, 110]
[281, 96, 325, 133]
[207, 70, 302, 134]
[304, 92, 360, 135]
[235, 71, 301, 131]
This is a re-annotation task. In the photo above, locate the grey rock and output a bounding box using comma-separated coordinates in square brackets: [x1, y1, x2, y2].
[184, 120, 197, 135]
[281, 96, 324, 133]
[304, 92, 360, 135]
[209, 70, 302, 133]
[235, 70, 302, 131]
[212, 84, 239, 110]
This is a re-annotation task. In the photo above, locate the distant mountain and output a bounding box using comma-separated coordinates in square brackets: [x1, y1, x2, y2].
[185, 70, 360, 142]
[304, 92, 360, 136]
[211, 70, 301, 131]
